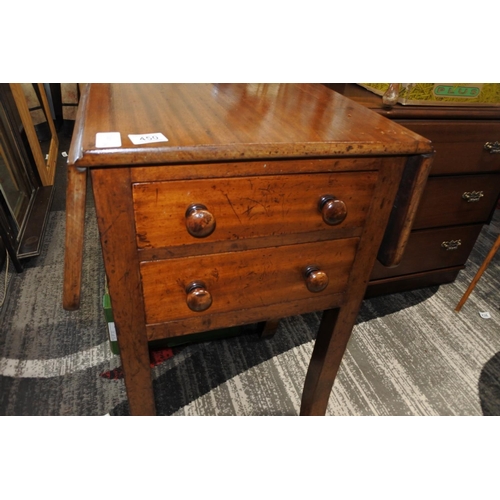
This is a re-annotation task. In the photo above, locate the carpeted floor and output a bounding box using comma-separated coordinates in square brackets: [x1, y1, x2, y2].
[0, 130, 499, 416]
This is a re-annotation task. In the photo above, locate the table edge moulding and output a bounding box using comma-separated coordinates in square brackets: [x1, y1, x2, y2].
[63, 83, 434, 416]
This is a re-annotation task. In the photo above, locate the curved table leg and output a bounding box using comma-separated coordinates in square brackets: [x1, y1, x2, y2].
[455, 234, 500, 312]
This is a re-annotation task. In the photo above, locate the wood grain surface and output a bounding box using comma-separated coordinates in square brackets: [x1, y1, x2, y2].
[132, 171, 377, 250]
[62, 165, 87, 310]
[91, 167, 155, 416]
[140, 238, 359, 325]
[70, 84, 432, 168]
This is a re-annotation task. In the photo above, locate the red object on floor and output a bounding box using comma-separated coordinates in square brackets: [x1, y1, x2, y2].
[100, 347, 174, 380]
[149, 347, 175, 366]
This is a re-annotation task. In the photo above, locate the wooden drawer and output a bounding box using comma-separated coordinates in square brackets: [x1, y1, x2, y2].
[412, 174, 500, 229]
[132, 172, 377, 250]
[140, 238, 359, 325]
[370, 224, 483, 280]
[397, 120, 500, 175]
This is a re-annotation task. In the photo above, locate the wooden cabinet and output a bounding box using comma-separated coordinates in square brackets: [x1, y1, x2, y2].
[327, 85, 500, 296]
[0, 84, 55, 272]
[63, 84, 433, 415]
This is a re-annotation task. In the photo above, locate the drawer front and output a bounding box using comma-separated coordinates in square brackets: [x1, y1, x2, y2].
[397, 120, 500, 175]
[140, 238, 359, 325]
[133, 172, 377, 250]
[370, 224, 483, 280]
[412, 174, 500, 229]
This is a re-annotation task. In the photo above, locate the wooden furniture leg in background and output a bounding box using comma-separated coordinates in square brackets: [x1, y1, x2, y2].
[258, 319, 281, 338]
[455, 234, 500, 312]
[63, 165, 87, 310]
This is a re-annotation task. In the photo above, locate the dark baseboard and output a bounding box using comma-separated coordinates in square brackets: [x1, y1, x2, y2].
[17, 185, 54, 259]
[0, 237, 6, 271]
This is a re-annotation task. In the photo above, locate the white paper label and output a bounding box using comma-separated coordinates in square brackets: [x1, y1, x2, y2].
[95, 132, 122, 148]
[128, 133, 168, 145]
[108, 322, 117, 341]
[479, 311, 491, 319]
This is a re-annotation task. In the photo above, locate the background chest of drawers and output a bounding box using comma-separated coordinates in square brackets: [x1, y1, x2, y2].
[63, 83, 433, 415]
[326, 84, 500, 297]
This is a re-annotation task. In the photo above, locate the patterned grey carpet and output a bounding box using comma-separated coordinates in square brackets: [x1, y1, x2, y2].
[0, 147, 499, 415]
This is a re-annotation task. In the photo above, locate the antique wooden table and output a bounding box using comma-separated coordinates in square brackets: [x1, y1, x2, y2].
[63, 84, 433, 416]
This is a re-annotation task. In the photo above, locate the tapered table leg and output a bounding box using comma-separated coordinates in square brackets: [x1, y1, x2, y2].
[91, 167, 156, 416]
[300, 307, 359, 416]
[300, 158, 409, 416]
[63, 165, 87, 310]
[455, 234, 500, 312]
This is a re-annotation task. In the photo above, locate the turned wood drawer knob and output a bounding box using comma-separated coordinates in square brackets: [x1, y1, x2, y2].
[304, 266, 329, 293]
[186, 281, 212, 312]
[318, 195, 347, 225]
[185, 204, 216, 238]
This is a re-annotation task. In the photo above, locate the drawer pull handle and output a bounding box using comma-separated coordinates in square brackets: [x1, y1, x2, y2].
[462, 191, 484, 203]
[318, 195, 347, 226]
[186, 281, 212, 312]
[484, 141, 500, 154]
[441, 239, 462, 251]
[185, 204, 216, 238]
[304, 266, 329, 293]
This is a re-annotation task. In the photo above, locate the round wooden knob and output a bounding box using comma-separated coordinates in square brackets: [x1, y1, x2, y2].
[304, 266, 329, 293]
[186, 281, 212, 312]
[318, 195, 347, 225]
[185, 204, 216, 238]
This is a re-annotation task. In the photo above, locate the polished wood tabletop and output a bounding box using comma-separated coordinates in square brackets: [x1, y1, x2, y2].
[70, 83, 431, 168]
